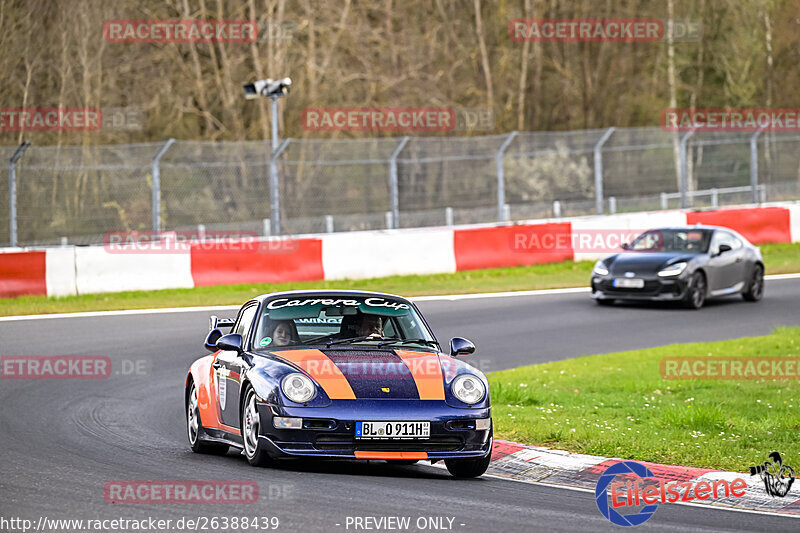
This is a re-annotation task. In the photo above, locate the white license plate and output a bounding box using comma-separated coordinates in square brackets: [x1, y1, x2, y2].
[355, 421, 430, 439]
[613, 278, 644, 288]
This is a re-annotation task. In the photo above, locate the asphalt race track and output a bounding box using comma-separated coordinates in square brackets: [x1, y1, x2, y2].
[2, 278, 800, 532]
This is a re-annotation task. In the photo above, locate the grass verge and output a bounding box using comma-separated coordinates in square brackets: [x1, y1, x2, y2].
[489, 327, 800, 471]
[0, 242, 798, 317]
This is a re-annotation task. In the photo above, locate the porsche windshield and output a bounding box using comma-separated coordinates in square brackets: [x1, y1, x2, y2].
[630, 229, 711, 253]
[253, 295, 436, 349]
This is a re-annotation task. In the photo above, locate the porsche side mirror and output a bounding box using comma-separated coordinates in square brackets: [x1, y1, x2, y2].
[621, 242, 631, 250]
[717, 243, 732, 255]
[450, 337, 476, 357]
[216, 333, 243, 354]
[204, 328, 223, 352]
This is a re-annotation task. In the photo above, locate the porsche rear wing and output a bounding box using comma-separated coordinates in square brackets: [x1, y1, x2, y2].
[209, 316, 235, 331]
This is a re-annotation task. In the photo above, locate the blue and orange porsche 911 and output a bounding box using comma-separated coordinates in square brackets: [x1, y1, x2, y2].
[185, 290, 492, 477]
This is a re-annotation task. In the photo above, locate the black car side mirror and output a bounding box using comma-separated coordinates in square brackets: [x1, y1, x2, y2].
[216, 333, 243, 354]
[450, 337, 476, 357]
[621, 242, 631, 250]
[204, 328, 223, 352]
[717, 243, 732, 255]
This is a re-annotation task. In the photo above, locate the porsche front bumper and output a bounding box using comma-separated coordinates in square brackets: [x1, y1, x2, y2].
[256, 400, 492, 460]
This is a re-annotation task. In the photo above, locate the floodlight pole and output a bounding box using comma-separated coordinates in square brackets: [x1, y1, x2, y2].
[269, 96, 281, 236]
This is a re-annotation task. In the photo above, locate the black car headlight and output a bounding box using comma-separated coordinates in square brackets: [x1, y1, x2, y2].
[452, 374, 486, 404]
[281, 373, 316, 403]
[593, 261, 609, 276]
[657, 262, 687, 277]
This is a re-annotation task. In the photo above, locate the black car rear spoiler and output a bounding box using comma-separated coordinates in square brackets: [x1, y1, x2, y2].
[209, 316, 235, 331]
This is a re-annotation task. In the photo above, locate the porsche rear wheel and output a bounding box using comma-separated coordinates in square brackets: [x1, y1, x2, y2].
[242, 386, 271, 467]
[187, 382, 228, 455]
[742, 264, 764, 302]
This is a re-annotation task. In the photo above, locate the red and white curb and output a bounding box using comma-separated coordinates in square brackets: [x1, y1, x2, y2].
[487, 439, 800, 516]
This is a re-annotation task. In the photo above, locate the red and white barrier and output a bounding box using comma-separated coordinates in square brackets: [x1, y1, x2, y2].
[0, 250, 46, 297]
[1, 203, 797, 298]
[322, 228, 455, 280]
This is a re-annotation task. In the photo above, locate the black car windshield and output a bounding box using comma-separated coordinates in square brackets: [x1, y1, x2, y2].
[630, 229, 711, 253]
[253, 295, 436, 349]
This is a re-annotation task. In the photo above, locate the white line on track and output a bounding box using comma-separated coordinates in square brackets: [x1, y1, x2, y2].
[1, 272, 798, 322]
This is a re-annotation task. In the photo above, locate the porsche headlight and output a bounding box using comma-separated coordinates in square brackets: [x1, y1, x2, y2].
[452, 374, 486, 404]
[281, 373, 316, 403]
[657, 262, 687, 277]
[593, 261, 609, 276]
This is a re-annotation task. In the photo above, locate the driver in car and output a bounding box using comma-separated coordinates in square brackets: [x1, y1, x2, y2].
[355, 313, 384, 338]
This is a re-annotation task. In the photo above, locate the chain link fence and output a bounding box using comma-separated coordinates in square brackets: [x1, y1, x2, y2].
[4, 128, 800, 247]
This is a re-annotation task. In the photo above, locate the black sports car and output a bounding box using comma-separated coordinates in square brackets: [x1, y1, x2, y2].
[591, 226, 764, 309]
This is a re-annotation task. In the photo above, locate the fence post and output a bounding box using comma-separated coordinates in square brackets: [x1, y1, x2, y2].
[388, 137, 410, 230]
[679, 130, 695, 209]
[325, 215, 334, 233]
[609, 196, 617, 214]
[9, 141, 30, 247]
[553, 200, 561, 218]
[750, 127, 765, 204]
[593, 127, 615, 215]
[496, 131, 518, 222]
[445, 207, 453, 226]
[660, 192, 668, 210]
[151, 138, 175, 235]
[270, 138, 292, 236]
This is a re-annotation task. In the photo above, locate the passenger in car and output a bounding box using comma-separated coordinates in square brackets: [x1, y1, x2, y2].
[263, 320, 300, 346]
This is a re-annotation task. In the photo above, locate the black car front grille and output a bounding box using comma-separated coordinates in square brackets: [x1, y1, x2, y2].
[597, 279, 661, 295]
[314, 435, 464, 452]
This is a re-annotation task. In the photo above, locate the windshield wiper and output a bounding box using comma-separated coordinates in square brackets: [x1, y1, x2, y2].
[326, 335, 394, 346]
[377, 338, 440, 348]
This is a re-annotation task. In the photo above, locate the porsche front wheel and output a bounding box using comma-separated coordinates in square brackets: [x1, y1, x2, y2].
[444, 452, 491, 478]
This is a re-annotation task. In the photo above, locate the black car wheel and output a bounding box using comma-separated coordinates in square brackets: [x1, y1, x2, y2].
[596, 298, 615, 306]
[683, 272, 706, 309]
[387, 460, 420, 465]
[445, 451, 491, 478]
[242, 386, 272, 467]
[742, 264, 764, 302]
[187, 382, 229, 455]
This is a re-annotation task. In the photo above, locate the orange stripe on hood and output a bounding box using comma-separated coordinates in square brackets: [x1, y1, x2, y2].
[272, 349, 356, 400]
[394, 350, 445, 400]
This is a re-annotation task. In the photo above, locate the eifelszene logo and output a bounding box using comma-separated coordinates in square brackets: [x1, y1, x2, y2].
[595, 461, 748, 526]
